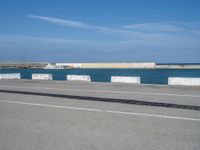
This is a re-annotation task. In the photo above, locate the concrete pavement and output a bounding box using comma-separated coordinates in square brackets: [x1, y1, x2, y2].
[0, 80, 200, 150]
[0, 79, 200, 106]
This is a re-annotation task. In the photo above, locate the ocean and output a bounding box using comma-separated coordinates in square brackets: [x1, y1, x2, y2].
[0, 68, 200, 84]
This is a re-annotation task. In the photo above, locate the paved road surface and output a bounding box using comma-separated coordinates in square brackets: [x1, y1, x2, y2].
[0, 80, 200, 150]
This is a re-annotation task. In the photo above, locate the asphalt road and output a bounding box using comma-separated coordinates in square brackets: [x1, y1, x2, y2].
[0, 80, 200, 150]
[0, 80, 200, 106]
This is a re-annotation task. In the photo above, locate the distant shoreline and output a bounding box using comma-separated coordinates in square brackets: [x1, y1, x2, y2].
[0, 62, 200, 69]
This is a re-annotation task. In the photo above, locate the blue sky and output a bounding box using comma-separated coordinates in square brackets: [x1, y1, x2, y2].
[0, 0, 200, 63]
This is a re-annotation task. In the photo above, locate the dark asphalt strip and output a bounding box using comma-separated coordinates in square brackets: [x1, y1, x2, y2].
[0, 89, 199, 111]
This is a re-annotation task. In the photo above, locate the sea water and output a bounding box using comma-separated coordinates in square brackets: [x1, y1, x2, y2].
[0, 68, 200, 84]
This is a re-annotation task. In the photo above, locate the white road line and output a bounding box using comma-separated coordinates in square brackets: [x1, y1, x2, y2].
[0, 100, 200, 122]
[0, 84, 200, 98]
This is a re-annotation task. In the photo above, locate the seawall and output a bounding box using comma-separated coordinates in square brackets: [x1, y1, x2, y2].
[56, 63, 156, 68]
[156, 64, 200, 69]
[1, 62, 200, 69]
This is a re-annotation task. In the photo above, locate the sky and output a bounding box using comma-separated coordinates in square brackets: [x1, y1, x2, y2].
[0, 0, 200, 63]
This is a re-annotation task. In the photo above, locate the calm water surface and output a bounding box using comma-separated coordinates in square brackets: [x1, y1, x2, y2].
[0, 68, 200, 84]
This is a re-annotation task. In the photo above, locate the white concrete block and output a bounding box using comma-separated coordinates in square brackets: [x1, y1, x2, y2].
[111, 76, 140, 84]
[168, 77, 200, 86]
[0, 73, 21, 80]
[67, 75, 91, 82]
[32, 74, 52, 80]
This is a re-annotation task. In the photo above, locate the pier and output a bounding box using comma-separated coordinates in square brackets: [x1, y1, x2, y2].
[1, 62, 200, 69]
[0, 79, 200, 150]
[0, 62, 48, 68]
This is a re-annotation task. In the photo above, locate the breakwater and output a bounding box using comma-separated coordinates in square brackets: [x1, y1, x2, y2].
[1, 62, 200, 69]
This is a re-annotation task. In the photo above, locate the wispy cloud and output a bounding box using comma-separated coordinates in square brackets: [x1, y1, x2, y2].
[123, 22, 200, 33]
[0, 34, 106, 50]
[28, 15, 134, 34]
[28, 15, 200, 38]
[28, 15, 96, 29]
[123, 22, 185, 32]
[28, 15, 110, 31]
[0, 34, 92, 44]
[1, 16, 199, 62]
[0, 32, 200, 62]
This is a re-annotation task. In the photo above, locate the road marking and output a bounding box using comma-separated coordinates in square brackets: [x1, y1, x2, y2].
[0, 84, 200, 98]
[0, 100, 200, 122]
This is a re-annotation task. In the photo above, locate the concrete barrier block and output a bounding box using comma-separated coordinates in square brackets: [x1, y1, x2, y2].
[111, 76, 140, 84]
[0, 73, 21, 80]
[67, 75, 91, 82]
[32, 74, 52, 80]
[168, 77, 200, 86]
